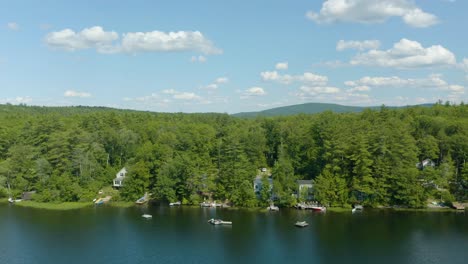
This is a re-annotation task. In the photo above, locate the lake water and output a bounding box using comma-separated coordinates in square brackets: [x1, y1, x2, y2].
[1, 204, 467, 264]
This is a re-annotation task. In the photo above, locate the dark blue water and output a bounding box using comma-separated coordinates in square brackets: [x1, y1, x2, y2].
[1, 204, 467, 264]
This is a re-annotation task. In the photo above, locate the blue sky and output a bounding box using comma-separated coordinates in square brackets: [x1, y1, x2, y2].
[1, 0, 467, 113]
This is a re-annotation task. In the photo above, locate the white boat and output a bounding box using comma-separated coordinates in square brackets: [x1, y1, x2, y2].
[142, 214, 152, 219]
[352, 205, 363, 213]
[207, 218, 232, 225]
[267, 205, 279, 211]
[169, 201, 181, 206]
[295, 221, 308, 227]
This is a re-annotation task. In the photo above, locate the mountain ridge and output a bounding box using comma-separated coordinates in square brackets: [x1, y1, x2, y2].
[232, 102, 434, 117]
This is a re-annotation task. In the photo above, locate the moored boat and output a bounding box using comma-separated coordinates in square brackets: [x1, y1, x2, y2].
[295, 221, 308, 227]
[352, 205, 363, 213]
[136, 193, 150, 205]
[142, 214, 152, 219]
[267, 205, 279, 211]
[311, 206, 326, 212]
[169, 201, 181, 206]
[208, 218, 232, 225]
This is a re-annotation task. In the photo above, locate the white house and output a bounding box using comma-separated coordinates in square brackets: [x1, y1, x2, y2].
[113, 167, 127, 187]
[416, 159, 436, 170]
[297, 180, 313, 200]
[253, 175, 273, 196]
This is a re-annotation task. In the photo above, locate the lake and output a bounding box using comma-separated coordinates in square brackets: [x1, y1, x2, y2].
[1, 204, 467, 264]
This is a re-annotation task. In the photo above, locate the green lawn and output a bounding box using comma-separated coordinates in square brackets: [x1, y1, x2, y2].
[14, 201, 92, 210]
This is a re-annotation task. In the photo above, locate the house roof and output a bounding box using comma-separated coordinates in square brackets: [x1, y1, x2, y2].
[297, 180, 313, 185]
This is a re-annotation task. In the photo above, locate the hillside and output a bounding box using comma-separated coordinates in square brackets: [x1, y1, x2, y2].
[232, 102, 433, 117]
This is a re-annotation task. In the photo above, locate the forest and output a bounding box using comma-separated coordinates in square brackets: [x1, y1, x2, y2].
[0, 103, 466, 208]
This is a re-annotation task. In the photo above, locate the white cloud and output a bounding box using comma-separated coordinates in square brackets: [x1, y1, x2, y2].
[162, 89, 177, 95]
[350, 39, 456, 68]
[205, 84, 218, 90]
[120, 31, 221, 54]
[261, 71, 328, 85]
[307, 0, 439, 28]
[241, 87, 266, 98]
[346, 74, 464, 94]
[337, 40, 380, 51]
[7, 22, 19, 31]
[202, 77, 229, 90]
[215, 77, 229, 84]
[162, 89, 202, 100]
[45, 26, 119, 52]
[0, 96, 32, 104]
[45, 26, 221, 55]
[64, 90, 92, 98]
[191, 55, 207, 63]
[462, 58, 468, 80]
[275, 62, 288, 70]
[299, 86, 341, 95]
[346, 85, 371, 92]
[173, 92, 202, 100]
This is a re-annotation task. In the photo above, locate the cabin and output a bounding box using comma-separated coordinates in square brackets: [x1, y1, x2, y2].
[21, 191, 36, 200]
[416, 159, 435, 170]
[297, 180, 313, 200]
[113, 167, 127, 187]
[253, 175, 273, 197]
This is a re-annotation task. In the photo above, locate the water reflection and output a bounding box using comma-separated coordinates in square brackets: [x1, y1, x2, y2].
[0, 205, 466, 264]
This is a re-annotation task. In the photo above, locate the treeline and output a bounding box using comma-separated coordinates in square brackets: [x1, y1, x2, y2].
[0, 103, 466, 208]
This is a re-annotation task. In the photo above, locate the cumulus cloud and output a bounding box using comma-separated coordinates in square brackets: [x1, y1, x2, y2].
[173, 92, 202, 100]
[201, 77, 229, 90]
[0, 96, 32, 104]
[350, 39, 456, 68]
[337, 40, 380, 51]
[191, 55, 207, 63]
[121, 31, 221, 54]
[64, 90, 92, 98]
[162, 89, 202, 101]
[45, 26, 222, 55]
[299, 86, 340, 95]
[241, 87, 266, 98]
[462, 58, 468, 80]
[307, 0, 439, 28]
[275, 62, 288, 70]
[215, 77, 229, 84]
[346, 74, 464, 94]
[45, 26, 119, 52]
[261, 71, 328, 86]
[7, 22, 19, 31]
[347, 85, 371, 92]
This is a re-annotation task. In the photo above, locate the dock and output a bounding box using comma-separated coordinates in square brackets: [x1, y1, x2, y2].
[208, 218, 232, 225]
[452, 202, 466, 210]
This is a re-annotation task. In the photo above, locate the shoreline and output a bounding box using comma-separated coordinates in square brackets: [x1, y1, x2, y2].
[2, 199, 465, 212]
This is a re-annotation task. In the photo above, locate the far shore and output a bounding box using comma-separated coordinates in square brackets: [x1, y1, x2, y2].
[2, 198, 465, 212]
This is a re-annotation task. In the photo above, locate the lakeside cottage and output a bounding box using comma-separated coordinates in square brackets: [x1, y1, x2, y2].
[297, 180, 313, 200]
[253, 175, 273, 197]
[416, 159, 435, 170]
[113, 167, 127, 187]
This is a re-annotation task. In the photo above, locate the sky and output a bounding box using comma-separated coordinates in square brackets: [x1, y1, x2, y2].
[1, 0, 467, 113]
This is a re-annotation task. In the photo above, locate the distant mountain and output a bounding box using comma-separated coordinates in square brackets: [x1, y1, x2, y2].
[232, 102, 433, 117]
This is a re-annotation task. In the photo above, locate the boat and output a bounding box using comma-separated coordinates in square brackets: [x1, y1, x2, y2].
[95, 196, 112, 205]
[311, 206, 326, 212]
[295, 221, 308, 227]
[169, 201, 181, 206]
[135, 193, 150, 205]
[352, 205, 363, 213]
[142, 214, 152, 219]
[267, 205, 279, 211]
[207, 218, 232, 225]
